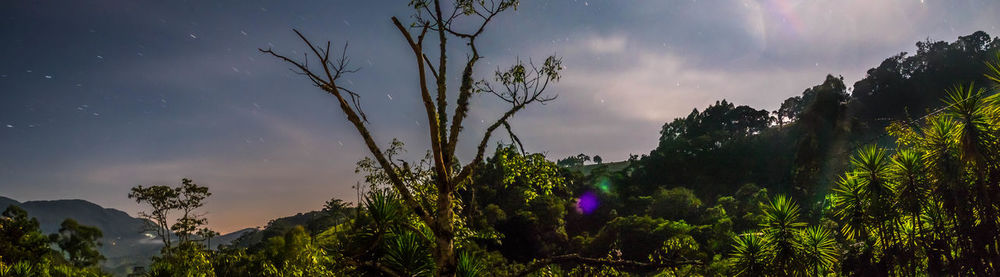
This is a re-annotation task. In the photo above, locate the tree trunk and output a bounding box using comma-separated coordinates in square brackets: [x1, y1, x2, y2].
[434, 189, 457, 277]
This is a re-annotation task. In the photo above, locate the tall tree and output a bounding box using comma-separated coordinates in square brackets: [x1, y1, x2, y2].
[129, 184, 180, 255]
[129, 178, 212, 256]
[261, 1, 561, 275]
[172, 178, 211, 244]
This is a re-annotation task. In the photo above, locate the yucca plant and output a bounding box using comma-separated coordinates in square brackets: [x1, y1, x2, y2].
[366, 189, 405, 231]
[797, 226, 838, 276]
[890, 149, 926, 222]
[944, 84, 996, 165]
[921, 116, 962, 194]
[986, 50, 1000, 88]
[456, 251, 484, 277]
[833, 174, 870, 241]
[760, 195, 805, 275]
[729, 232, 769, 277]
[1, 261, 36, 277]
[384, 231, 434, 276]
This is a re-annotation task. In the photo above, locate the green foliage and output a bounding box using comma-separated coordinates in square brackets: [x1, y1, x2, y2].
[49, 218, 104, 268]
[0, 206, 51, 265]
[633, 99, 778, 198]
[0, 207, 109, 276]
[797, 226, 838, 276]
[832, 175, 868, 241]
[129, 178, 212, 254]
[384, 231, 433, 276]
[149, 243, 216, 277]
[728, 233, 768, 277]
[456, 251, 484, 277]
[759, 195, 806, 275]
[645, 187, 702, 222]
[490, 145, 566, 202]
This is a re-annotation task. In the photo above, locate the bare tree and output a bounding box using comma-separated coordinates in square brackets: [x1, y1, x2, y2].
[260, 1, 561, 275]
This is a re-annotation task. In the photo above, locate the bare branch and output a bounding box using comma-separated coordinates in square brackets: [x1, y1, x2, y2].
[423, 53, 439, 80]
[260, 31, 433, 227]
[502, 121, 525, 154]
[444, 37, 482, 160]
[391, 16, 451, 200]
[434, 0, 451, 161]
[452, 55, 562, 186]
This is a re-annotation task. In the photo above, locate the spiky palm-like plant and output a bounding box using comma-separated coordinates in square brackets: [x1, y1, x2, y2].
[730, 232, 770, 277]
[456, 251, 483, 277]
[384, 231, 434, 277]
[760, 195, 806, 275]
[890, 149, 926, 223]
[850, 145, 899, 273]
[851, 146, 893, 221]
[833, 174, 870, 241]
[365, 189, 405, 231]
[894, 219, 923, 276]
[986, 50, 1000, 88]
[944, 83, 1000, 274]
[798, 226, 838, 276]
[944, 85, 995, 165]
[921, 115, 982, 273]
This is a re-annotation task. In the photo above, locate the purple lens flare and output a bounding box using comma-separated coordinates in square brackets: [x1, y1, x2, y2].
[575, 191, 599, 214]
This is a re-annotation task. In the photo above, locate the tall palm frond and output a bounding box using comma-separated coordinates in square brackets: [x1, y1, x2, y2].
[761, 195, 806, 231]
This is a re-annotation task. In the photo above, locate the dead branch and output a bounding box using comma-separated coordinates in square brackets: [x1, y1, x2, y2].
[259, 31, 434, 228]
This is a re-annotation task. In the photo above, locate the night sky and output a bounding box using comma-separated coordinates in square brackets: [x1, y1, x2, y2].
[1, 0, 997, 233]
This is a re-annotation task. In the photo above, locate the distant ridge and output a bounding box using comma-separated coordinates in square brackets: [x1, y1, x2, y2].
[0, 196, 248, 276]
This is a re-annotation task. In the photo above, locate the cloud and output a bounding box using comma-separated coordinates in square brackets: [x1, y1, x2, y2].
[504, 41, 838, 162]
[582, 34, 628, 54]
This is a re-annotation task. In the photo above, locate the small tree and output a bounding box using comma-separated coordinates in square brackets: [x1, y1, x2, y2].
[129, 184, 179, 254]
[50, 218, 105, 268]
[196, 228, 220, 249]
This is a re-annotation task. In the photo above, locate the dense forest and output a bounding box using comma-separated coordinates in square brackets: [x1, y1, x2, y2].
[3, 1, 1000, 276]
